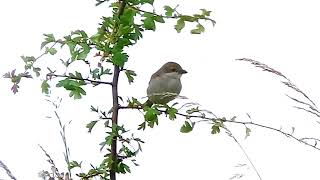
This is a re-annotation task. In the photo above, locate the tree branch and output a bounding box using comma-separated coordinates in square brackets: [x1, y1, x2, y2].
[110, 65, 120, 180]
[119, 105, 320, 151]
[110, 1, 127, 180]
[127, 4, 216, 26]
[48, 73, 112, 86]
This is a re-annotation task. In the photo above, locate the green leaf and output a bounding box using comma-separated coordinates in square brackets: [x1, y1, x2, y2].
[211, 125, 220, 134]
[112, 51, 128, 67]
[41, 80, 50, 94]
[120, 9, 136, 26]
[191, 23, 205, 34]
[90, 105, 98, 112]
[44, 33, 55, 42]
[56, 79, 86, 99]
[118, 162, 131, 174]
[144, 107, 160, 128]
[87, 169, 100, 176]
[76, 71, 83, 79]
[77, 43, 90, 60]
[123, 163, 131, 173]
[43, 34, 56, 42]
[21, 56, 36, 63]
[33, 67, 41, 77]
[41, 33, 55, 49]
[106, 134, 115, 146]
[128, 97, 141, 107]
[40, 42, 49, 50]
[11, 75, 21, 83]
[102, 68, 112, 75]
[144, 108, 160, 121]
[66, 40, 77, 60]
[140, 0, 154, 5]
[193, 14, 205, 19]
[86, 121, 98, 133]
[200, 8, 212, 16]
[99, 141, 107, 151]
[71, 30, 88, 39]
[180, 121, 194, 133]
[175, 18, 185, 33]
[64, 31, 91, 60]
[138, 122, 146, 130]
[91, 68, 100, 79]
[46, 47, 57, 55]
[143, 17, 156, 31]
[128, 25, 143, 43]
[69, 89, 86, 99]
[69, 160, 82, 169]
[154, 15, 165, 23]
[68, 71, 84, 80]
[164, 5, 174, 16]
[180, 15, 197, 22]
[57, 79, 78, 90]
[115, 38, 131, 50]
[125, 70, 137, 84]
[167, 107, 177, 120]
[245, 127, 251, 139]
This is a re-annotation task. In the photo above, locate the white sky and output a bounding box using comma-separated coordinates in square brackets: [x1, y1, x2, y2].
[1, 0, 320, 179]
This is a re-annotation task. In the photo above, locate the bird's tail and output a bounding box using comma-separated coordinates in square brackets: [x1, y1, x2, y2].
[144, 99, 153, 107]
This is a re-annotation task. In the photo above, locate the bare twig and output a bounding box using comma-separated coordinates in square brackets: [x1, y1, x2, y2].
[38, 145, 63, 179]
[292, 106, 320, 118]
[0, 160, 17, 180]
[224, 127, 263, 180]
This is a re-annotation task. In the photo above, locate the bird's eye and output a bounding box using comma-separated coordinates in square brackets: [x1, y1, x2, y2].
[170, 68, 176, 72]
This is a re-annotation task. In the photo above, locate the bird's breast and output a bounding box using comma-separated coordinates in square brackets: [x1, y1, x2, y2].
[147, 75, 182, 95]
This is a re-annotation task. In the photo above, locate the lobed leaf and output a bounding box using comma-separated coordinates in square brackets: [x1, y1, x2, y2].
[41, 80, 50, 94]
[164, 5, 174, 16]
[175, 18, 185, 33]
[180, 121, 194, 133]
[87, 121, 98, 133]
[143, 17, 156, 30]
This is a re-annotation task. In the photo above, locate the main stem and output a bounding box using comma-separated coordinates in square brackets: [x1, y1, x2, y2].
[110, 1, 126, 180]
[110, 65, 120, 180]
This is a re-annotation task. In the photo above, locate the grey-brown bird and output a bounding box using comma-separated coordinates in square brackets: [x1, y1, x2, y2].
[145, 62, 187, 107]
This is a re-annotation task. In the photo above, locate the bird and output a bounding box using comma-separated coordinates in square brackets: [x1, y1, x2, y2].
[145, 62, 187, 107]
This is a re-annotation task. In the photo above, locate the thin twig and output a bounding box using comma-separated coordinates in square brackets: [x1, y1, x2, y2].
[224, 127, 263, 180]
[293, 106, 320, 118]
[48, 73, 112, 86]
[38, 145, 63, 179]
[119, 105, 320, 151]
[0, 160, 17, 180]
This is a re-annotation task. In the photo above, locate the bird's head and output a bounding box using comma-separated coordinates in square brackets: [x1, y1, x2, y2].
[158, 62, 187, 79]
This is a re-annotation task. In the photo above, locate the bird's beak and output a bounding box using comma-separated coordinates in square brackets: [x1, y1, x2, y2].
[179, 69, 188, 74]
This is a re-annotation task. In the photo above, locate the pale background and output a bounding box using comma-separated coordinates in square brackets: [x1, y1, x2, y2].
[1, 0, 320, 179]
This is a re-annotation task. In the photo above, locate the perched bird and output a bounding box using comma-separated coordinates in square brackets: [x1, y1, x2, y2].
[145, 62, 187, 107]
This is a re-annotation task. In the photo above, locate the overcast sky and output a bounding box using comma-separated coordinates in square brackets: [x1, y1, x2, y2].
[1, 0, 320, 179]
